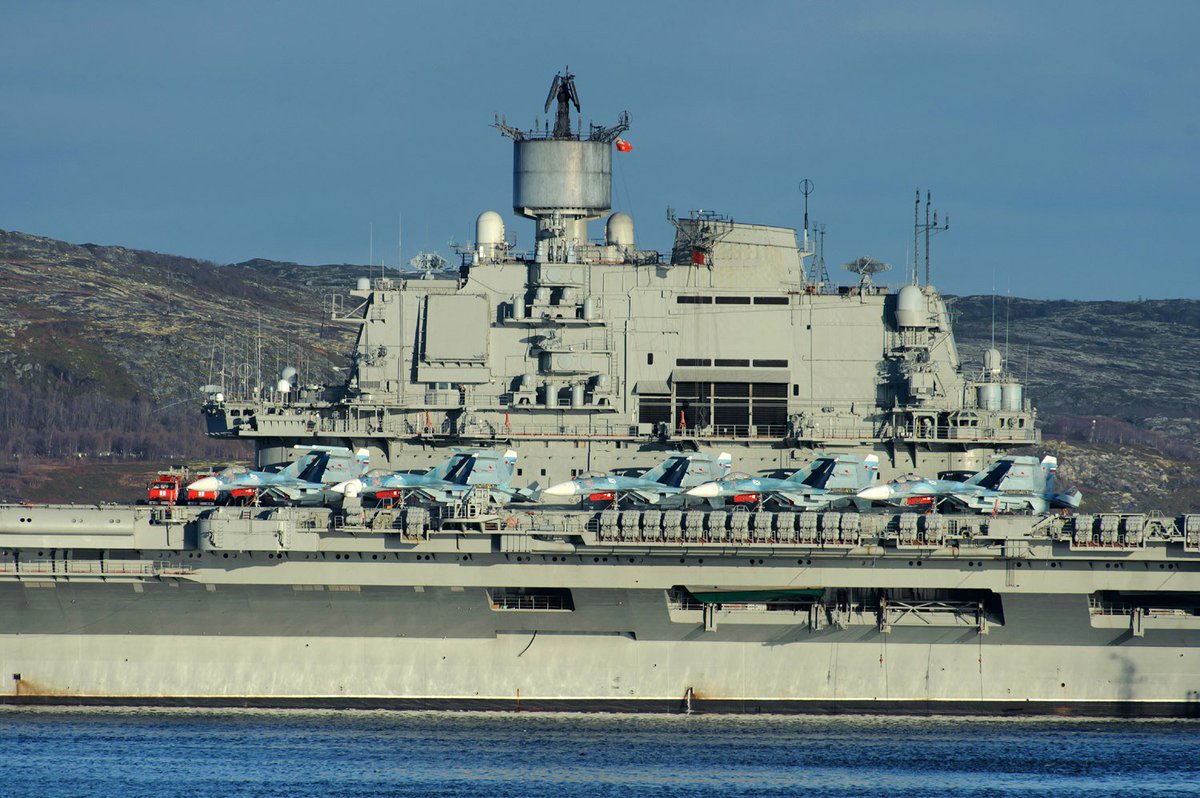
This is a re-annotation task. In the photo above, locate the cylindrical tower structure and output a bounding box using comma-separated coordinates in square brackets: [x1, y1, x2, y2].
[513, 140, 612, 219]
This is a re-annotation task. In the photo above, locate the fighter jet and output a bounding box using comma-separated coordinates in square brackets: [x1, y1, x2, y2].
[186, 445, 371, 504]
[685, 454, 880, 510]
[856, 454, 1082, 514]
[542, 452, 733, 506]
[334, 449, 535, 505]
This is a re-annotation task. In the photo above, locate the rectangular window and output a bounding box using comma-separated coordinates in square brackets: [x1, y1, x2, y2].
[712, 402, 747, 426]
[675, 358, 713, 367]
[676, 295, 713, 304]
[750, 383, 788, 432]
[713, 382, 750, 427]
[714, 359, 750, 367]
[647, 353, 654, 365]
[753, 359, 788, 368]
[713, 382, 750, 397]
[752, 383, 788, 399]
[489, 588, 575, 612]
[754, 296, 789, 305]
[638, 394, 671, 425]
[674, 382, 710, 400]
[714, 296, 751, 305]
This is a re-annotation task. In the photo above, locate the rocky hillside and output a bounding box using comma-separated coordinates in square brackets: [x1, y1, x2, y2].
[953, 295, 1200, 459]
[0, 228, 1197, 511]
[0, 229, 360, 402]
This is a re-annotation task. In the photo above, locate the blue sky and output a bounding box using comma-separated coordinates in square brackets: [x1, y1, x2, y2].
[2, 1, 1196, 299]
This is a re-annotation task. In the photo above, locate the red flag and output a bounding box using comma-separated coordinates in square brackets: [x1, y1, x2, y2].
[615, 138, 632, 153]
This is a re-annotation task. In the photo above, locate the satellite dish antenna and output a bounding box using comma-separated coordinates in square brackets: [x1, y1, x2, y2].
[842, 257, 891, 289]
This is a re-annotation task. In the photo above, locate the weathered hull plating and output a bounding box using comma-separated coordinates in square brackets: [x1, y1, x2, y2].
[1, 500, 1198, 715]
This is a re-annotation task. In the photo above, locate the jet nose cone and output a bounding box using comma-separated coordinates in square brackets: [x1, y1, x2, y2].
[543, 481, 579, 497]
[188, 477, 219, 492]
[331, 479, 361, 497]
[686, 482, 722, 498]
[856, 485, 892, 501]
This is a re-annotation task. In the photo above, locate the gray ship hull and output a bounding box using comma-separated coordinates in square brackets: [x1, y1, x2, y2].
[2, 502, 1198, 715]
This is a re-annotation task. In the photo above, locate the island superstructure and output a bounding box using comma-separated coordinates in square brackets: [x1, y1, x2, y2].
[202, 69, 1037, 485]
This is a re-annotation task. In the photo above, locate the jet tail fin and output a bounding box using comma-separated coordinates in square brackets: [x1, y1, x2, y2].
[1050, 489, 1082, 510]
[297, 452, 331, 484]
[278, 451, 319, 480]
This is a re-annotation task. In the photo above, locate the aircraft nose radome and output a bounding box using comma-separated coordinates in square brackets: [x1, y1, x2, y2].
[188, 477, 219, 492]
[686, 482, 722, 498]
[543, 481, 579, 497]
[856, 485, 892, 501]
[330, 480, 360, 496]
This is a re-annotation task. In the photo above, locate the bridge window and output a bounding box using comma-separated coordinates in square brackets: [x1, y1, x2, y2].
[673, 381, 788, 435]
[638, 393, 671, 425]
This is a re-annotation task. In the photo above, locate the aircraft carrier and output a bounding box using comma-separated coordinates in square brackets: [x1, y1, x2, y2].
[1, 72, 1197, 715]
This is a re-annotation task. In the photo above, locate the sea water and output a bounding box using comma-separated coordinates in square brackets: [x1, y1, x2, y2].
[3, 708, 1199, 797]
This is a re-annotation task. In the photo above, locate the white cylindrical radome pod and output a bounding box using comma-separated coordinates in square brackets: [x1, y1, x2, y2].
[571, 384, 585, 407]
[475, 211, 505, 262]
[276, 379, 292, 394]
[356, 277, 371, 291]
[984, 347, 1003, 377]
[895, 284, 927, 328]
[606, 212, 634, 249]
